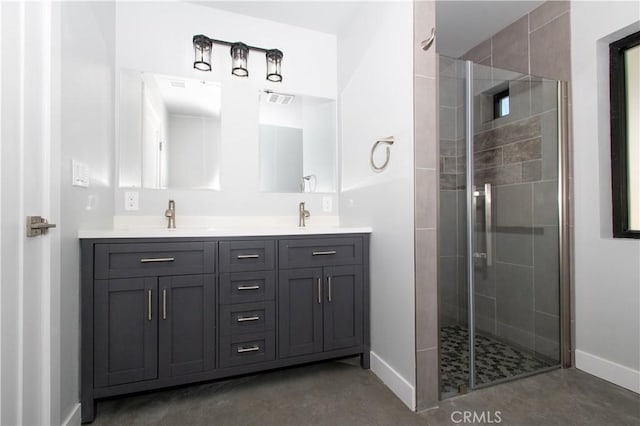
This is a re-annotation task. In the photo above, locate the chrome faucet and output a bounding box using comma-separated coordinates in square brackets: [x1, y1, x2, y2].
[165, 199, 176, 229]
[298, 201, 310, 227]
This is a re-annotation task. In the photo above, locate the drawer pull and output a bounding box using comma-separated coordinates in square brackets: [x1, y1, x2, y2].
[140, 257, 175, 263]
[237, 316, 260, 322]
[237, 285, 260, 291]
[237, 254, 260, 259]
[312, 250, 337, 256]
[237, 345, 260, 353]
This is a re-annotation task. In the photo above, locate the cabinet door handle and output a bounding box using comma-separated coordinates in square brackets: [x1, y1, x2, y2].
[147, 289, 152, 321]
[312, 250, 337, 256]
[317, 277, 322, 304]
[162, 289, 167, 320]
[237, 345, 260, 353]
[237, 285, 260, 291]
[237, 254, 260, 259]
[327, 275, 332, 302]
[140, 257, 175, 263]
[237, 315, 260, 322]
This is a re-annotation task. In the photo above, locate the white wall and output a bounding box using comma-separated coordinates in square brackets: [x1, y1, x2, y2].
[338, 2, 416, 408]
[60, 2, 116, 423]
[113, 2, 339, 220]
[571, 0, 640, 393]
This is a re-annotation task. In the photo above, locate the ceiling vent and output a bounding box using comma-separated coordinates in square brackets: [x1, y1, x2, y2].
[266, 91, 294, 105]
[169, 80, 186, 89]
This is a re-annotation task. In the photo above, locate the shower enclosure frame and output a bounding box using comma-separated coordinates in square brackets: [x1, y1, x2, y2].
[457, 60, 572, 393]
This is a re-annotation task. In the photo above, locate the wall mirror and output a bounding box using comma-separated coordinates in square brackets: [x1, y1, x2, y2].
[258, 90, 337, 193]
[118, 70, 222, 190]
[610, 30, 640, 238]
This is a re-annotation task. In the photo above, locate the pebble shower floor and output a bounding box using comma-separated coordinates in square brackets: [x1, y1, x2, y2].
[440, 325, 553, 395]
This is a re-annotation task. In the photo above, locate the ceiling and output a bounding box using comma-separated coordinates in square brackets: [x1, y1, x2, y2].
[193, 1, 544, 59]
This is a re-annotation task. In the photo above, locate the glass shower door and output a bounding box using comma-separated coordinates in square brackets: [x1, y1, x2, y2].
[438, 56, 564, 397]
[469, 62, 562, 388]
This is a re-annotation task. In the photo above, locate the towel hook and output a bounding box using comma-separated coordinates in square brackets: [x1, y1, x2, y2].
[370, 136, 394, 171]
[421, 28, 435, 51]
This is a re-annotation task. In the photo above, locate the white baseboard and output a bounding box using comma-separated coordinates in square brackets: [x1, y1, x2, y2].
[575, 350, 640, 394]
[62, 403, 81, 426]
[370, 351, 416, 410]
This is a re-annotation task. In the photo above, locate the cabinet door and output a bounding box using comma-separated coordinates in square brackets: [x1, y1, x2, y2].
[278, 268, 323, 358]
[159, 274, 215, 378]
[323, 265, 363, 351]
[94, 278, 158, 387]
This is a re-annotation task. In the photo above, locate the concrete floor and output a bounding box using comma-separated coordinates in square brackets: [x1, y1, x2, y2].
[92, 359, 640, 426]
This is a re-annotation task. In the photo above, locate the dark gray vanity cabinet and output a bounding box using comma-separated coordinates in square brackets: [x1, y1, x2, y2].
[278, 238, 364, 358]
[93, 277, 158, 387]
[81, 234, 369, 424]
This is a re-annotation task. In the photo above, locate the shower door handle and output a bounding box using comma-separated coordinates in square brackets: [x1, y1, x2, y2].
[484, 183, 493, 267]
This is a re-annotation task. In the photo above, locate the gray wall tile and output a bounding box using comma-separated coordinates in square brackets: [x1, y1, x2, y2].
[440, 106, 456, 140]
[416, 229, 438, 351]
[475, 163, 522, 186]
[541, 110, 559, 180]
[491, 15, 529, 74]
[530, 13, 571, 81]
[496, 262, 534, 332]
[475, 116, 541, 151]
[496, 231, 534, 266]
[522, 160, 543, 182]
[475, 294, 496, 335]
[529, 1, 569, 32]
[439, 191, 458, 256]
[503, 138, 542, 164]
[416, 76, 438, 169]
[534, 180, 559, 225]
[439, 256, 458, 325]
[416, 348, 439, 410]
[462, 38, 491, 64]
[495, 184, 533, 227]
[534, 226, 559, 315]
[475, 148, 502, 170]
[416, 168, 437, 228]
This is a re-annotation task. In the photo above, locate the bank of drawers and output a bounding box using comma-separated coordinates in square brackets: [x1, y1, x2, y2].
[218, 240, 276, 367]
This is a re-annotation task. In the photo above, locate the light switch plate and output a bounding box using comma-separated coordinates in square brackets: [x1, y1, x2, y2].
[124, 191, 139, 211]
[322, 196, 333, 213]
[71, 160, 90, 187]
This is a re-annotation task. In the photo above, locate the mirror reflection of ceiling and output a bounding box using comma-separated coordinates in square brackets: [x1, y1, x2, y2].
[143, 72, 222, 117]
[193, 1, 544, 59]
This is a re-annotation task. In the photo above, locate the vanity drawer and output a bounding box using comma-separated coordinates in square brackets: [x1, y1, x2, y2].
[278, 237, 363, 269]
[219, 271, 275, 304]
[219, 332, 275, 368]
[219, 301, 275, 336]
[219, 240, 275, 272]
[95, 242, 215, 279]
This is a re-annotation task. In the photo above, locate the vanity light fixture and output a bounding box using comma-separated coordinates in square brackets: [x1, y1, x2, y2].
[192, 34, 283, 82]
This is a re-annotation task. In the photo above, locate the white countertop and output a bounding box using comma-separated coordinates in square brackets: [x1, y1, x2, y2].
[78, 226, 372, 239]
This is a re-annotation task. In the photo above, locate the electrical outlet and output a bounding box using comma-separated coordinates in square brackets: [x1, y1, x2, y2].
[124, 191, 139, 211]
[71, 160, 90, 187]
[322, 196, 333, 213]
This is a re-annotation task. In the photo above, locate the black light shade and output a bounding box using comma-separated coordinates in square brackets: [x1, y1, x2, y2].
[193, 35, 212, 71]
[230, 42, 249, 77]
[266, 49, 283, 82]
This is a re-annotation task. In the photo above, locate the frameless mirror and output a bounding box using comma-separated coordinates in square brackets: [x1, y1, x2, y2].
[118, 70, 222, 190]
[258, 91, 337, 193]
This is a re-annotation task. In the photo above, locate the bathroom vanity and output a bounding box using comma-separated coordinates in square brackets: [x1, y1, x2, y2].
[79, 229, 370, 423]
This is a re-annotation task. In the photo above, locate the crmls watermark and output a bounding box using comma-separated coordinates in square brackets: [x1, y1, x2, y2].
[450, 410, 502, 424]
